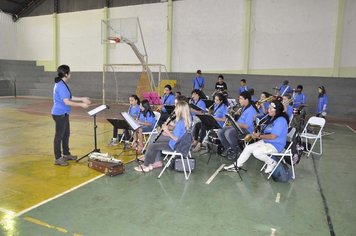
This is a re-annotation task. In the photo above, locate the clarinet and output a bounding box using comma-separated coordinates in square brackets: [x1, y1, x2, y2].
[153, 111, 176, 143]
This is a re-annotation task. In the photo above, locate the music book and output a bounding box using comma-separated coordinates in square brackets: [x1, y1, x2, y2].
[225, 114, 246, 135]
[121, 112, 141, 131]
[88, 104, 108, 116]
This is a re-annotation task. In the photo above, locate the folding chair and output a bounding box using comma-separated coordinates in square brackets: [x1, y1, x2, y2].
[158, 150, 193, 180]
[300, 116, 325, 157]
[261, 127, 296, 179]
[142, 111, 161, 152]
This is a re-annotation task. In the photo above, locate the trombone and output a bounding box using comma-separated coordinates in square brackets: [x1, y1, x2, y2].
[255, 96, 275, 109]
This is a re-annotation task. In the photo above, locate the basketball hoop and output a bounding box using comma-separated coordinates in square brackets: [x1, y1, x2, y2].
[107, 36, 121, 44]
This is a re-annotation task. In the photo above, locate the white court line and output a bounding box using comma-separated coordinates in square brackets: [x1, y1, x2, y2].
[0, 208, 15, 215]
[205, 164, 225, 185]
[275, 193, 281, 203]
[346, 125, 356, 134]
[270, 228, 277, 236]
[0, 174, 104, 224]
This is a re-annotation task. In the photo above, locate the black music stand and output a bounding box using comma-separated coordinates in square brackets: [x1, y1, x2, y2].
[77, 105, 109, 162]
[222, 114, 247, 181]
[203, 99, 214, 109]
[196, 114, 221, 161]
[120, 112, 146, 172]
[189, 103, 205, 113]
[164, 105, 175, 115]
[107, 118, 134, 156]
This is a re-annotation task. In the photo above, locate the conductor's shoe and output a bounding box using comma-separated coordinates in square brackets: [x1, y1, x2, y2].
[54, 157, 68, 166]
[63, 154, 77, 161]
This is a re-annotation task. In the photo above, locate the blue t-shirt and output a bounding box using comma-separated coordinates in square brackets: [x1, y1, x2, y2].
[317, 94, 328, 113]
[169, 119, 186, 150]
[263, 117, 288, 152]
[51, 80, 71, 115]
[161, 93, 175, 113]
[239, 85, 250, 94]
[213, 103, 227, 128]
[237, 105, 257, 134]
[286, 105, 293, 119]
[293, 93, 306, 108]
[128, 105, 140, 118]
[193, 76, 205, 90]
[191, 98, 206, 116]
[258, 101, 270, 116]
[139, 112, 156, 131]
[279, 85, 293, 96]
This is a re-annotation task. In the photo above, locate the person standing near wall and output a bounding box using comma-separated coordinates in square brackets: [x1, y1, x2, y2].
[193, 70, 207, 99]
[316, 86, 328, 118]
[239, 79, 250, 95]
[279, 80, 293, 96]
[51, 65, 91, 166]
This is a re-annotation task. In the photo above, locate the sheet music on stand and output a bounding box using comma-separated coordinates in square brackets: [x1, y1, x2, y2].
[121, 112, 141, 131]
[196, 114, 221, 129]
[225, 114, 246, 135]
[88, 104, 108, 116]
[190, 103, 205, 112]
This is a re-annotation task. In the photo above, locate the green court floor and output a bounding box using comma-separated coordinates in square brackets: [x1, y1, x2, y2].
[0, 98, 355, 236]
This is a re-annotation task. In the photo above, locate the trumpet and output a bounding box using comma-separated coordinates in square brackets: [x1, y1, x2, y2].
[255, 96, 275, 109]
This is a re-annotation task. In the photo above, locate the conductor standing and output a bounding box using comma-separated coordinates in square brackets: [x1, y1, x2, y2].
[51, 65, 91, 166]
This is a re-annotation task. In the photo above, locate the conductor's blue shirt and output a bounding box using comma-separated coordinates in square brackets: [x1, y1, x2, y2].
[51, 80, 71, 115]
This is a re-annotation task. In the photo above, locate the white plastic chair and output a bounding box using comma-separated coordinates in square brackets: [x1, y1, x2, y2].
[300, 116, 325, 157]
[158, 150, 192, 180]
[142, 111, 161, 153]
[261, 128, 296, 179]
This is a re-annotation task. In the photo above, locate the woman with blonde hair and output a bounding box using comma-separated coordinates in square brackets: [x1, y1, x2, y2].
[135, 101, 191, 172]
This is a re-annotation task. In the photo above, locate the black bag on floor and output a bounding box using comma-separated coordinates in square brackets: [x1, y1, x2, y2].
[170, 157, 196, 172]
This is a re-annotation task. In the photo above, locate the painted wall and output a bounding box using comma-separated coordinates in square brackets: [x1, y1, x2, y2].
[0, 11, 17, 59]
[0, 0, 355, 77]
[172, 0, 245, 72]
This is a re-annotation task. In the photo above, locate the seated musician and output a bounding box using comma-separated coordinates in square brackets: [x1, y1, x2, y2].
[224, 100, 289, 173]
[108, 94, 140, 146]
[293, 85, 306, 109]
[157, 84, 176, 127]
[282, 94, 293, 119]
[133, 99, 157, 152]
[190, 89, 206, 116]
[218, 91, 257, 158]
[134, 101, 191, 172]
[192, 92, 228, 152]
[239, 79, 250, 95]
[248, 88, 258, 103]
[213, 74, 228, 97]
[279, 80, 293, 96]
[256, 91, 272, 118]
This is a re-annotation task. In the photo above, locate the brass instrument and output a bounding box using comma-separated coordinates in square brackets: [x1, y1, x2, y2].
[244, 115, 269, 142]
[206, 103, 214, 115]
[255, 96, 275, 109]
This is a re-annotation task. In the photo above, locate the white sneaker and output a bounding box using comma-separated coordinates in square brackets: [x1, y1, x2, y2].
[264, 160, 277, 173]
[107, 138, 118, 147]
[223, 163, 241, 170]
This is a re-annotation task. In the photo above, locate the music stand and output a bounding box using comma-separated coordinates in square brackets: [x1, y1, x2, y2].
[189, 103, 205, 112]
[203, 99, 214, 109]
[164, 105, 175, 115]
[107, 118, 134, 156]
[120, 112, 147, 172]
[77, 105, 109, 162]
[222, 114, 247, 181]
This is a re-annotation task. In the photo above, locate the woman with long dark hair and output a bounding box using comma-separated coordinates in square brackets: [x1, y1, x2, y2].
[316, 86, 328, 118]
[51, 65, 91, 166]
[225, 100, 288, 173]
[133, 99, 156, 152]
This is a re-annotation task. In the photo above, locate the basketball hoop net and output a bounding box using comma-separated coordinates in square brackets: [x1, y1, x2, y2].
[107, 36, 121, 44]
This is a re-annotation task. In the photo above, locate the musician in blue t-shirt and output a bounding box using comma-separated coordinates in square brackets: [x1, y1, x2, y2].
[51, 65, 91, 166]
[133, 99, 157, 152]
[279, 80, 293, 96]
[225, 100, 288, 173]
[134, 101, 191, 172]
[282, 94, 293, 120]
[192, 93, 228, 152]
[316, 86, 328, 118]
[193, 70, 207, 99]
[190, 89, 206, 116]
[108, 95, 141, 146]
[292, 85, 306, 109]
[157, 84, 176, 127]
[239, 79, 250, 95]
[218, 91, 257, 158]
